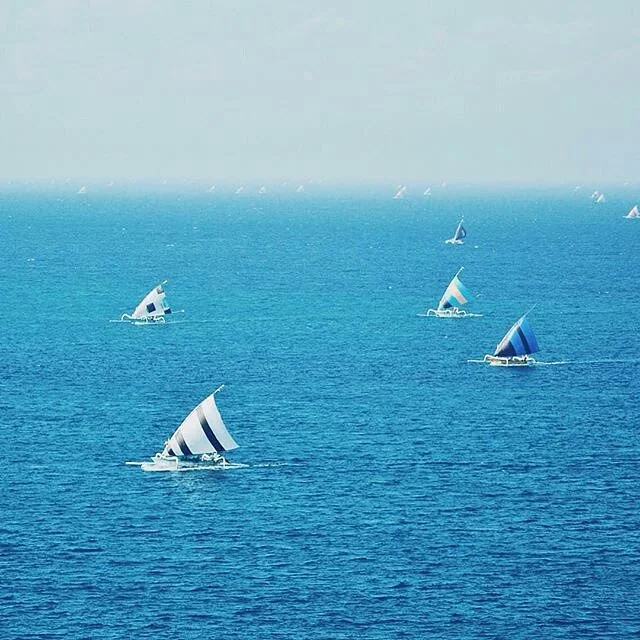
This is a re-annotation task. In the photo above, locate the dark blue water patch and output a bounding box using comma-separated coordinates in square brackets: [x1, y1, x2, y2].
[0, 187, 639, 639]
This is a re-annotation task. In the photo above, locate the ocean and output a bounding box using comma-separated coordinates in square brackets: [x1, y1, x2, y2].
[1, 184, 639, 639]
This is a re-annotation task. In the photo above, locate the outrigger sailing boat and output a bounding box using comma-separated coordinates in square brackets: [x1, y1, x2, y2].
[121, 281, 172, 324]
[421, 267, 480, 318]
[445, 218, 466, 244]
[625, 205, 639, 219]
[133, 386, 244, 472]
[483, 313, 540, 366]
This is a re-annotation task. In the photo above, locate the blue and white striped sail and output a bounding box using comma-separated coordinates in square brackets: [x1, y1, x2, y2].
[131, 281, 172, 320]
[163, 388, 238, 458]
[494, 315, 540, 358]
[437, 269, 473, 311]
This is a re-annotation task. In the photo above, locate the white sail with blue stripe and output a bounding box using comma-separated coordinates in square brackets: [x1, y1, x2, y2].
[422, 267, 481, 318]
[445, 218, 466, 244]
[484, 313, 540, 366]
[136, 386, 244, 471]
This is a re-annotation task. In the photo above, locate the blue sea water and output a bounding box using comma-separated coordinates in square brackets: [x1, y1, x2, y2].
[1, 184, 639, 639]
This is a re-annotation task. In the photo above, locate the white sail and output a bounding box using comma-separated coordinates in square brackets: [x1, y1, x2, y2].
[258, 185, 266, 194]
[163, 389, 238, 457]
[625, 205, 639, 218]
[130, 281, 172, 320]
[296, 184, 305, 193]
[596, 193, 606, 203]
[77, 185, 87, 194]
[393, 185, 407, 199]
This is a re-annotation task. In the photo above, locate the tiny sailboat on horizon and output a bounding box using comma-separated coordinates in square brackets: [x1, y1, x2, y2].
[420, 267, 481, 318]
[393, 185, 407, 199]
[120, 281, 173, 324]
[445, 218, 466, 244]
[625, 205, 639, 219]
[130, 386, 245, 472]
[483, 313, 540, 367]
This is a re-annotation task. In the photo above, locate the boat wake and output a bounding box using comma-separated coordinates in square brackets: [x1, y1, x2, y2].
[466, 358, 637, 366]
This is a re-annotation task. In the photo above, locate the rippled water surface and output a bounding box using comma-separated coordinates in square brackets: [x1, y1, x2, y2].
[1, 185, 639, 639]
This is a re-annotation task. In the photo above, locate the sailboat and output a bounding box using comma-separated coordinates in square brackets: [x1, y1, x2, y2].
[483, 313, 540, 366]
[445, 218, 466, 244]
[423, 187, 432, 196]
[625, 205, 639, 219]
[132, 386, 244, 472]
[595, 193, 606, 203]
[421, 267, 480, 318]
[121, 281, 173, 324]
[77, 185, 87, 194]
[393, 185, 407, 199]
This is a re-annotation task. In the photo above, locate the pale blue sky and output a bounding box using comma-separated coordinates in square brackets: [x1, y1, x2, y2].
[2, 1, 639, 183]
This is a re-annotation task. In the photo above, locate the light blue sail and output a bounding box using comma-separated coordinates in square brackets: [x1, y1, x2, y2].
[494, 315, 540, 358]
[438, 273, 473, 310]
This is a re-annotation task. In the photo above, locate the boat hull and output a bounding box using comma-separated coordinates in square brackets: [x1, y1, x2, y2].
[137, 454, 246, 472]
[421, 307, 479, 318]
[483, 354, 536, 367]
[444, 239, 463, 244]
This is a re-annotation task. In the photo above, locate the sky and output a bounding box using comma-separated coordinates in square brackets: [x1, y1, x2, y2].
[2, 1, 639, 184]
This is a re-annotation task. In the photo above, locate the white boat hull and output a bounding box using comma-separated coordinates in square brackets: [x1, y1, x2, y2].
[131, 453, 246, 472]
[483, 354, 536, 367]
[140, 461, 247, 472]
[445, 239, 463, 244]
[420, 307, 480, 318]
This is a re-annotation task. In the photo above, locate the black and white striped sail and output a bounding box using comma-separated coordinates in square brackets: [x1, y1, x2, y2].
[163, 389, 238, 457]
[131, 281, 172, 320]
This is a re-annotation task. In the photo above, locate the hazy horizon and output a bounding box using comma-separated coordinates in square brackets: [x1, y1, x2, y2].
[3, 1, 639, 183]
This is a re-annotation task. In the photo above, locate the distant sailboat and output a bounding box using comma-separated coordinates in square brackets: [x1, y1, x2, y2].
[208, 184, 216, 192]
[77, 185, 87, 194]
[421, 267, 480, 318]
[235, 186, 244, 194]
[591, 190, 599, 200]
[423, 187, 432, 196]
[625, 205, 639, 219]
[393, 185, 407, 199]
[296, 184, 305, 193]
[131, 386, 244, 472]
[121, 281, 173, 324]
[483, 313, 540, 366]
[445, 218, 466, 244]
[258, 185, 266, 194]
[596, 193, 606, 203]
